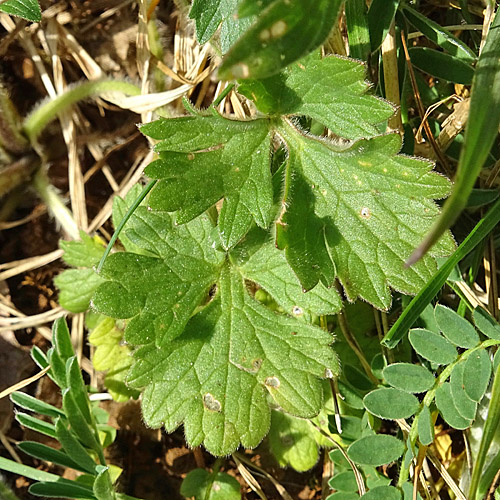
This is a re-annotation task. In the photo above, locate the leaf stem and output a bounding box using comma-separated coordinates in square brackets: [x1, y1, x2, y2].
[23, 80, 141, 142]
[96, 179, 157, 273]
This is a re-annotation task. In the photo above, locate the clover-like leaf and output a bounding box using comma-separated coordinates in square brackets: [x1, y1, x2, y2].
[141, 114, 273, 249]
[277, 125, 455, 308]
[126, 265, 338, 456]
[238, 53, 395, 140]
[92, 208, 224, 346]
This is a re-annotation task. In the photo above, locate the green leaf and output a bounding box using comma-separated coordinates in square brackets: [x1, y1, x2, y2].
[60, 233, 106, 267]
[141, 114, 273, 248]
[345, 0, 371, 61]
[92, 209, 224, 346]
[237, 53, 395, 140]
[463, 349, 492, 402]
[0, 0, 41, 22]
[361, 486, 401, 500]
[180, 468, 241, 500]
[218, 0, 343, 80]
[329, 471, 359, 492]
[231, 227, 341, 318]
[408, 47, 474, 85]
[189, 0, 252, 53]
[449, 362, 477, 421]
[382, 363, 435, 393]
[367, 0, 400, 52]
[435, 383, 472, 430]
[434, 304, 480, 348]
[347, 434, 404, 466]
[56, 235, 105, 313]
[55, 418, 98, 475]
[383, 197, 500, 348]
[93, 467, 114, 500]
[402, 5, 476, 62]
[88, 316, 139, 401]
[409, 329, 457, 364]
[268, 411, 321, 472]
[417, 405, 434, 446]
[52, 317, 74, 361]
[17, 441, 89, 474]
[127, 265, 338, 456]
[473, 307, 500, 340]
[327, 493, 360, 500]
[363, 388, 419, 419]
[278, 126, 454, 306]
[10, 391, 65, 419]
[29, 481, 96, 499]
[15, 413, 56, 439]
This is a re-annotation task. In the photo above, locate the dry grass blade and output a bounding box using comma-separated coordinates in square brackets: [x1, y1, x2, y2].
[0, 366, 50, 401]
[233, 453, 293, 500]
[0, 249, 63, 281]
[0, 307, 65, 333]
[232, 454, 267, 500]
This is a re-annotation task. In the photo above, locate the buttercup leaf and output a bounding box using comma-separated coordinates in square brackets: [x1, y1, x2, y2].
[277, 125, 454, 307]
[141, 114, 273, 249]
[126, 265, 338, 456]
[238, 53, 395, 140]
[92, 208, 223, 346]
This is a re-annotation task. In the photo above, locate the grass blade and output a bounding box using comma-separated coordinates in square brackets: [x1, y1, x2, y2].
[407, 7, 500, 266]
[469, 363, 500, 499]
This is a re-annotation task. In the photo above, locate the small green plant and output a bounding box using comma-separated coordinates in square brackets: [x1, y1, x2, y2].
[4, 0, 500, 498]
[0, 318, 141, 500]
[0, 0, 41, 22]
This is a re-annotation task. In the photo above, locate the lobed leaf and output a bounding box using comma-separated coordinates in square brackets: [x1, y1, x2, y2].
[237, 53, 395, 140]
[278, 127, 454, 308]
[127, 265, 338, 456]
[141, 114, 273, 248]
[92, 209, 224, 346]
[180, 468, 241, 500]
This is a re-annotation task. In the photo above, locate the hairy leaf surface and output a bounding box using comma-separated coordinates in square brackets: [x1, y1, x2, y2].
[277, 126, 455, 308]
[126, 265, 338, 455]
[238, 53, 394, 140]
[92, 208, 223, 346]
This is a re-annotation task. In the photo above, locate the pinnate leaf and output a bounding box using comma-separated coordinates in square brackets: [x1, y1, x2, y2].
[125, 265, 338, 455]
[382, 363, 434, 393]
[434, 304, 479, 348]
[363, 388, 419, 419]
[361, 486, 401, 500]
[347, 434, 404, 466]
[409, 328, 457, 364]
[417, 405, 434, 445]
